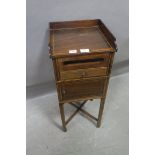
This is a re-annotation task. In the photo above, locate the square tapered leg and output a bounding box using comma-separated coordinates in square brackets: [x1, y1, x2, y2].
[59, 103, 67, 132]
[97, 98, 106, 128]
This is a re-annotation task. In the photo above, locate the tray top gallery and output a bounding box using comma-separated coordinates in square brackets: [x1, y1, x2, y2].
[49, 19, 116, 58]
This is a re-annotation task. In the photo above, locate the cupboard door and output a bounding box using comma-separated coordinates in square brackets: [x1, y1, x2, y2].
[58, 77, 107, 101]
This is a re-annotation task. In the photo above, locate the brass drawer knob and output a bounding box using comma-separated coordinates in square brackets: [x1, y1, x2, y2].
[78, 71, 86, 77]
[81, 71, 86, 78]
[62, 89, 66, 95]
[82, 71, 86, 76]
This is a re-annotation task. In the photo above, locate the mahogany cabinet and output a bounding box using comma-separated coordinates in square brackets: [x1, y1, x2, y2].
[49, 19, 117, 131]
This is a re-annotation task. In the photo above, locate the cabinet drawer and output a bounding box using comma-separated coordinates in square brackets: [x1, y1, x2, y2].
[60, 67, 108, 80]
[58, 53, 111, 71]
[58, 77, 106, 101]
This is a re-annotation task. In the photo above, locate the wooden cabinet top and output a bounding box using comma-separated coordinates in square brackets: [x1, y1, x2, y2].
[49, 19, 117, 58]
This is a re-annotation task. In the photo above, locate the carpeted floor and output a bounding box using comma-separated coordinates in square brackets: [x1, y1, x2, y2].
[27, 73, 129, 155]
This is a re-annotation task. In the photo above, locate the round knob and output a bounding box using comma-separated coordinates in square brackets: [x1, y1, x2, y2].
[81, 71, 86, 77]
[62, 89, 66, 95]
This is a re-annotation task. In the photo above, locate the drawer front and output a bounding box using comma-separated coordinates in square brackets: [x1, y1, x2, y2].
[58, 77, 106, 101]
[58, 53, 111, 71]
[60, 67, 108, 80]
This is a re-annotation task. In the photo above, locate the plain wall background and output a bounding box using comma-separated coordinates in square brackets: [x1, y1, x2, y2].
[27, 0, 129, 87]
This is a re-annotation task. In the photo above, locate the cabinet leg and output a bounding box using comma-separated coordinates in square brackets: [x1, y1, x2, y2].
[97, 98, 105, 128]
[59, 103, 67, 132]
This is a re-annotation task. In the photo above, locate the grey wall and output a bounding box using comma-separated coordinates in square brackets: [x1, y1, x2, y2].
[27, 0, 129, 87]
